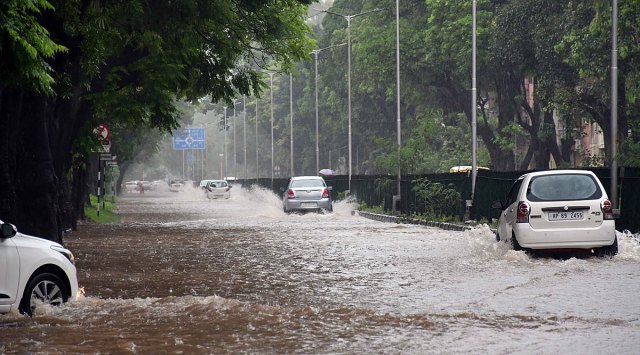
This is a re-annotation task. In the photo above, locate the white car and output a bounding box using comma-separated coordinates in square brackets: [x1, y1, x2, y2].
[492, 169, 617, 256]
[169, 179, 185, 192]
[0, 221, 78, 316]
[282, 176, 333, 213]
[205, 180, 231, 199]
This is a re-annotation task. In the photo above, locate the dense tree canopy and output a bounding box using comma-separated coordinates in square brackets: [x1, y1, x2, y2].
[0, 0, 315, 241]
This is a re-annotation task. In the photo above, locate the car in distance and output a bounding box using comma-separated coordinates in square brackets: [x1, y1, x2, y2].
[169, 179, 185, 192]
[492, 169, 617, 256]
[283, 176, 333, 213]
[205, 180, 232, 199]
[0, 220, 78, 316]
[199, 179, 215, 191]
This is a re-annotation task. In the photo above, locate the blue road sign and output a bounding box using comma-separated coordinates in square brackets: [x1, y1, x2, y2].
[173, 128, 206, 150]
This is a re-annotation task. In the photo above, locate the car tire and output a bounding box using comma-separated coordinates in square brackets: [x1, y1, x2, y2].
[595, 237, 618, 258]
[19, 272, 69, 316]
[511, 232, 523, 251]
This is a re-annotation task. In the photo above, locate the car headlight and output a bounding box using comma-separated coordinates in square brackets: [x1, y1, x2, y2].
[51, 245, 75, 265]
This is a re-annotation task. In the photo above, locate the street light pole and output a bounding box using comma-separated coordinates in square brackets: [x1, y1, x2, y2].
[611, 0, 619, 212]
[243, 95, 247, 182]
[395, 0, 402, 212]
[223, 106, 228, 179]
[255, 97, 259, 180]
[290, 72, 294, 177]
[270, 73, 274, 186]
[323, 8, 383, 193]
[311, 43, 347, 175]
[312, 50, 320, 174]
[470, 0, 478, 219]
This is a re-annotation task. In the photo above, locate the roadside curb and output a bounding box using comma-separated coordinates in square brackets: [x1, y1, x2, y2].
[353, 210, 472, 232]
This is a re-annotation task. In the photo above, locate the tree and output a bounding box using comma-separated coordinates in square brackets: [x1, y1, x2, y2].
[0, 0, 315, 242]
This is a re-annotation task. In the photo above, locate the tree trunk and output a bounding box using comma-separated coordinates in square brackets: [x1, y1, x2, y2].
[14, 93, 60, 242]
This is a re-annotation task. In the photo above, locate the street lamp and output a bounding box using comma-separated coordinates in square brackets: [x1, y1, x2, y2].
[223, 106, 228, 179]
[470, 0, 478, 219]
[395, 0, 402, 212]
[255, 97, 259, 181]
[323, 7, 383, 193]
[310, 43, 347, 174]
[219, 153, 224, 179]
[289, 72, 294, 177]
[232, 99, 241, 179]
[270, 73, 275, 186]
[243, 95, 247, 182]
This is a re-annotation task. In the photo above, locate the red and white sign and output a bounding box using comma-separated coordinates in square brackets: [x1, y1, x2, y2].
[93, 123, 110, 142]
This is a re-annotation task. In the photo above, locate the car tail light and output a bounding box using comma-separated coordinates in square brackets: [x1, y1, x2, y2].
[287, 189, 295, 199]
[516, 201, 530, 223]
[601, 199, 614, 220]
[322, 188, 330, 198]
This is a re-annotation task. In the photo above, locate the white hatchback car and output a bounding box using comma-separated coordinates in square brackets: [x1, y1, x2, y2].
[492, 170, 617, 256]
[205, 180, 231, 199]
[0, 221, 78, 316]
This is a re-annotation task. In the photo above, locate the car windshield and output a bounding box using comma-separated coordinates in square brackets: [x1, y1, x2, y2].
[526, 174, 601, 201]
[291, 179, 324, 188]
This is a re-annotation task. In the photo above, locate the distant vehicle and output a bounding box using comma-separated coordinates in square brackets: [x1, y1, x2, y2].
[139, 181, 152, 191]
[491, 169, 617, 256]
[124, 181, 139, 193]
[205, 180, 232, 199]
[449, 166, 490, 173]
[319, 169, 336, 176]
[283, 176, 333, 213]
[152, 180, 169, 191]
[224, 177, 238, 185]
[0, 220, 78, 316]
[199, 179, 215, 191]
[169, 179, 185, 192]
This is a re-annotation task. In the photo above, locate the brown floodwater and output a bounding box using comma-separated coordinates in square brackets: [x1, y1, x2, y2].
[1, 186, 640, 354]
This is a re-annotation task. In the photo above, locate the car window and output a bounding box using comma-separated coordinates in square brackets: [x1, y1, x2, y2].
[505, 179, 523, 206]
[291, 179, 324, 188]
[526, 174, 602, 201]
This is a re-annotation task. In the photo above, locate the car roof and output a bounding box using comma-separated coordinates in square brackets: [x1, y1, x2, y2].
[519, 169, 596, 180]
[290, 176, 324, 180]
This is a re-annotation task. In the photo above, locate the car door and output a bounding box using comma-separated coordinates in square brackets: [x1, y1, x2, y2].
[497, 178, 523, 240]
[0, 236, 20, 310]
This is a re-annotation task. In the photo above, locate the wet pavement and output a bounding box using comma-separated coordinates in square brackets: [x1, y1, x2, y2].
[1, 185, 640, 354]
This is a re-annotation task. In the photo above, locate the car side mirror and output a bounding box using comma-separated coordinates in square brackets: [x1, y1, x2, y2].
[1, 222, 17, 238]
[491, 200, 504, 210]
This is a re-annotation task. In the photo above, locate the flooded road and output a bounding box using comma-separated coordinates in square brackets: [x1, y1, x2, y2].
[2, 185, 640, 354]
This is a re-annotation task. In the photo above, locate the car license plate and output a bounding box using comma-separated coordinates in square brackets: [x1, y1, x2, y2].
[548, 211, 584, 221]
[301, 202, 317, 208]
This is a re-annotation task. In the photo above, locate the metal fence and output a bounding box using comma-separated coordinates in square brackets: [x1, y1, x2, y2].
[244, 167, 640, 233]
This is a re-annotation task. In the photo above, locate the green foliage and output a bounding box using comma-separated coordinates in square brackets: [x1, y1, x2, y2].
[0, 0, 67, 93]
[411, 178, 462, 217]
[84, 194, 120, 224]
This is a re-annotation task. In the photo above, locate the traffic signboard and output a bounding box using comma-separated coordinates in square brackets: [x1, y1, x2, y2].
[173, 128, 206, 150]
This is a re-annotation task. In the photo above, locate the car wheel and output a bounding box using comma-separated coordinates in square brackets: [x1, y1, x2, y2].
[595, 237, 618, 258]
[511, 232, 523, 251]
[19, 272, 68, 316]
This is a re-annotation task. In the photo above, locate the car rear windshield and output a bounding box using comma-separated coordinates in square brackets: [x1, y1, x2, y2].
[291, 179, 325, 188]
[526, 174, 602, 202]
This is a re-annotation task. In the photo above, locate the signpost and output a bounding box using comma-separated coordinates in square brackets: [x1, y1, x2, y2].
[94, 123, 111, 216]
[173, 128, 206, 181]
[173, 128, 206, 150]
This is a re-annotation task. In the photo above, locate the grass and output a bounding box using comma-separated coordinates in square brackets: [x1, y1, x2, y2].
[84, 194, 120, 223]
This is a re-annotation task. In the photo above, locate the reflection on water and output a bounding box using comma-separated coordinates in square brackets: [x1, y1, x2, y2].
[1, 186, 639, 353]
